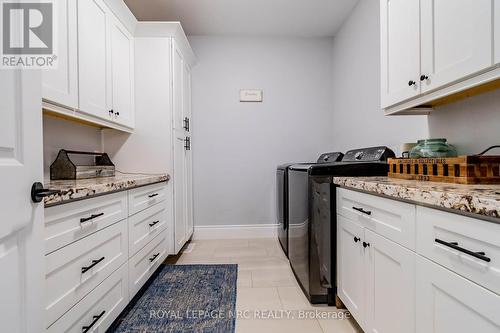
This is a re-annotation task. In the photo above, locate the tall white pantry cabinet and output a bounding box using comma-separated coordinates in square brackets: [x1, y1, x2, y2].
[112, 22, 196, 255]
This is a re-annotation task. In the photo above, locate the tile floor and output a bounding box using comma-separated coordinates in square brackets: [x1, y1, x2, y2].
[168, 238, 363, 333]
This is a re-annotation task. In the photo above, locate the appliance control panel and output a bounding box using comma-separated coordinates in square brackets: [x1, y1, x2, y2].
[317, 152, 344, 163]
[342, 146, 395, 162]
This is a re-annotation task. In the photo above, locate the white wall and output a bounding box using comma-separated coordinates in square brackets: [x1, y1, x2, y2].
[103, 38, 173, 175]
[189, 36, 335, 226]
[43, 115, 102, 179]
[428, 89, 500, 155]
[330, 0, 429, 154]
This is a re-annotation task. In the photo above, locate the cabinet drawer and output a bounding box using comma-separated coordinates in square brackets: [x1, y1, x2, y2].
[337, 188, 416, 250]
[416, 256, 500, 333]
[129, 229, 168, 299]
[129, 201, 168, 257]
[417, 206, 500, 295]
[45, 192, 128, 254]
[128, 183, 167, 216]
[45, 221, 128, 327]
[47, 264, 128, 333]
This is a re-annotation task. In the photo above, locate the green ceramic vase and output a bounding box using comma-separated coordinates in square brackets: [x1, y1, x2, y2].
[409, 138, 458, 158]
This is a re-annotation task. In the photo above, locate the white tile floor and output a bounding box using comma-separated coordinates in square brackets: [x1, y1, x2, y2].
[169, 238, 363, 333]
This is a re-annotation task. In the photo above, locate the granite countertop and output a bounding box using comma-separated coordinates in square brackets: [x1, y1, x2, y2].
[44, 173, 170, 207]
[333, 176, 500, 219]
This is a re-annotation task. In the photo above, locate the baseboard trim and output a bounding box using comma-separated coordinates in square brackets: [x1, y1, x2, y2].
[193, 224, 278, 240]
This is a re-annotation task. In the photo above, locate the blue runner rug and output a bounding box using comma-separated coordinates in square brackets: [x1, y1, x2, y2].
[110, 264, 238, 333]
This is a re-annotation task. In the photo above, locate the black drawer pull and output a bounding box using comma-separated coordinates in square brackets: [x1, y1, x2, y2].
[82, 310, 106, 333]
[149, 253, 160, 262]
[435, 239, 491, 263]
[81, 257, 105, 274]
[353, 207, 372, 216]
[80, 213, 104, 224]
[149, 220, 160, 227]
[354, 237, 361, 243]
[148, 193, 159, 198]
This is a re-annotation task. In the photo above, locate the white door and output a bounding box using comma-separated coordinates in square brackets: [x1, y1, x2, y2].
[365, 230, 416, 333]
[174, 135, 187, 253]
[338, 216, 365, 325]
[172, 39, 185, 132]
[78, 0, 111, 119]
[380, 0, 421, 108]
[0, 71, 44, 333]
[42, 0, 78, 109]
[416, 256, 500, 333]
[109, 14, 135, 128]
[420, 0, 493, 92]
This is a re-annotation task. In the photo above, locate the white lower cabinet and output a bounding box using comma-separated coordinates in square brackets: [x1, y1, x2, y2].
[338, 188, 500, 333]
[47, 264, 128, 333]
[45, 182, 170, 331]
[45, 220, 128, 327]
[129, 229, 168, 299]
[365, 229, 416, 333]
[416, 256, 500, 333]
[338, 216, 365, 323]
[338, 215, 416, 333]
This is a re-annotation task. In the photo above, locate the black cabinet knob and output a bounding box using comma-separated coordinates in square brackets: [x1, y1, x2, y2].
[115, 112, 120, 116]
[354, 237, 360, 243]
[363, 242, 370, 248]
[408, 80, 416, 86]
[109, 109, 114, 114]
[420, 75, 429, 81]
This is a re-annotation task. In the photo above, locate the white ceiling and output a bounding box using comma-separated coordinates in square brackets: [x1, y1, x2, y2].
[124, 0, 359, 37]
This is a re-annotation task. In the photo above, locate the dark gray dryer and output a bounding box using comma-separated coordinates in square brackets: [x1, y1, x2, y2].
[276, 152, 343, 257]
[288, 146, 395, 305]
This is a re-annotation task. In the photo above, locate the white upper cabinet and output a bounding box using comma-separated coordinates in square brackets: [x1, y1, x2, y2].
[78, 0, 111, 119]
[420, 0, 493, 92]
[109, 15, 135, 128]
[380, 0, 421, 108]
[42, 0, 78, 109]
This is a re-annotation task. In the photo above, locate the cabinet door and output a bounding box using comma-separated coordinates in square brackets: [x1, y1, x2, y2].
[338, 216, 365, 324]
[380, 0, 420, 108]
[109, 15, 135, 128]
[172, 39, 185, 132]
[184, 65, 194, 239]
[421, 0, 493, 92]
[78, 0, 111, 119]
[42, 0, 78, 109]
[416, 256, 500, 333]
[174, 134, 187, 253]
[365, 230, 416, 333]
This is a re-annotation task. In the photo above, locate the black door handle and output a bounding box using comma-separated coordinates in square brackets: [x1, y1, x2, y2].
[81, 257, 105, 274]
[435, 239, 491, 262]
[149, 253, 160, 262]
[353, 207, 372, 216]
[31, 182, 61, 203]
[354, 237, 361, 243]
[149, 220, 160, 227]
[363, 242, 370, 248]
[82, 310, 106, 333]
[80, 213, 104, 224]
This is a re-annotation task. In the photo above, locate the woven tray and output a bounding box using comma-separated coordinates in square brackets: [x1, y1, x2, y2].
[388, 155, 500, 184]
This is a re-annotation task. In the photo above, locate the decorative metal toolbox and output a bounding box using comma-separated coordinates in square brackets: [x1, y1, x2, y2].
[50, 150, 115, 180]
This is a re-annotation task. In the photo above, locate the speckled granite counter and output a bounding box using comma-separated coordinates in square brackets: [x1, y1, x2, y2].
[44, 173, 170, 207]
[333, 177, 500, 219]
